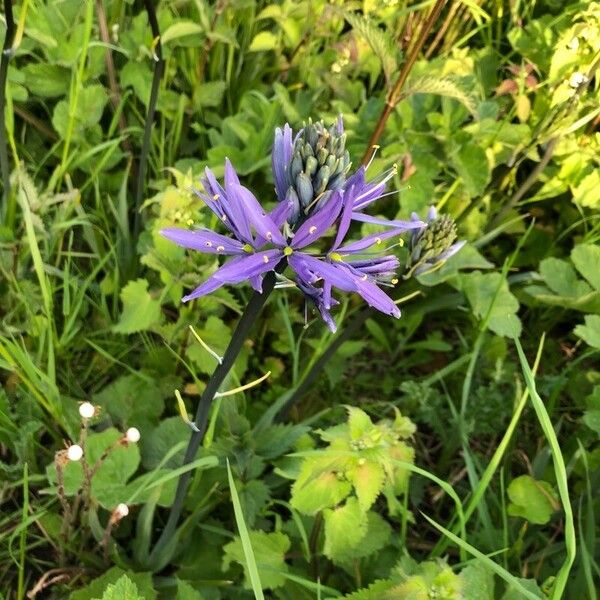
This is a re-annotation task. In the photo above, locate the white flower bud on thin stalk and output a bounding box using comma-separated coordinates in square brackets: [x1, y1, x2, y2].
[67, 444, 84, 462]
[126, 427, 140, 443]
[79, 402, 95, 419]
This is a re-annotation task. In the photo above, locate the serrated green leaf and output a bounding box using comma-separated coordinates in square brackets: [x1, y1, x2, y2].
[113, 279, 162, 334]
[98, 575, 144, 600]
[323, 497, 368, 562]
[93, 374, 165, 430]
[69, 567, 156, 600]
[350, 460, 385, 511]
[347, 406, 374, 440]
[291, 467, 352, 515]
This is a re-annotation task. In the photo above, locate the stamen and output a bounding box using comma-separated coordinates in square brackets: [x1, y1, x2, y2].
[309, 226, 317, 234]
[361, 274, 368, 281]
[266, 232, 273, 240]
[263, 255, 269, 263]
[242, 244, 254, 253]
[283, 246, 293, 256]
[216, 245, 225, 252]
[212, 194, 220, 200]
[205, 241, 212, 247]
[214, 371, 272, 398]
[392, 278, 399, 285]
[329, 252, 343, 262]
[365, 145, 380, 171]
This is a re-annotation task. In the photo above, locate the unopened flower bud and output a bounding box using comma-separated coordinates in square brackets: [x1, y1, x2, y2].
[115, 503, 129, 518]
[79, 402, 96, 419]
[126, 427, 140, 443]
[286, 118, 351, 219]
[405, 207, 464, 278]
[67, 444, 83, 462]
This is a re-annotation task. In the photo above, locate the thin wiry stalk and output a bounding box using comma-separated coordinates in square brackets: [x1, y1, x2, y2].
[134, 0, 164, 238]
[0, 0, 15, 213]
[150, 263, 286, 567]
[361, 0, 446, 166]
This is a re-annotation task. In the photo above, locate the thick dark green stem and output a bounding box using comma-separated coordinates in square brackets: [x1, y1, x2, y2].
[0, 0, 15, 216]
[134, 0, 164, 238]
[150, 264, 284, 564]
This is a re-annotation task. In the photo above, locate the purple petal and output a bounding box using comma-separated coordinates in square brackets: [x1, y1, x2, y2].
[220, 181, 254, 245]
[347, 256, 400, 274]
[338, 227, 406, 253]
[345, 167, 386, 211]
[272, 124, 293, 201]
[230, 184, 287, 247]
[414, 241, 466, 275]
[351, 212, 426, 231]
[289, 254, 400, 318]
[427, 205, 437, 221]
[182, 249, 284, 302]
[224, 158, 241, 188]
[332, 186, 355, 250]
[255, 200, 295, 248]
[336, 114, 344, 135]
[160, 227, 246, 255]
[292, 190, 344, 249]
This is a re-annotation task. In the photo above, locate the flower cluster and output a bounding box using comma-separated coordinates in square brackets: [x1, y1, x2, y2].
[161, 117, 462, 331]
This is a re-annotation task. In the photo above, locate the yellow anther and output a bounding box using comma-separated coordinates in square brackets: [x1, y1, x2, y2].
[392, 278, 399, 285]
[212, 194, 220, 200]
[329, 252, 343, 262]
[375, 237, 382, 245]
[283, 247, 293, 256]
[242, 244, 254, 253]
[398, 238, 404, 247]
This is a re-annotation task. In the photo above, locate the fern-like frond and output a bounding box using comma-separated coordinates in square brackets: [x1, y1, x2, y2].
[403, 76, 479, 116]
[343, 11, 399, 84]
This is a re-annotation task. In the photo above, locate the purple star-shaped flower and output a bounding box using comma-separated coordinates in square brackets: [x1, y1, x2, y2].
[161, 119, 427, 330]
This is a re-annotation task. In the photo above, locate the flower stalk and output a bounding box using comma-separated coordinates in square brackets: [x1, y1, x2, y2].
[149, 263, 285, 566]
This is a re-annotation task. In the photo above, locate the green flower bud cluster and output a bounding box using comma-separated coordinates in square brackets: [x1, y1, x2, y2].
[287, 119, 351, 216]
[406, 214, 458, 277]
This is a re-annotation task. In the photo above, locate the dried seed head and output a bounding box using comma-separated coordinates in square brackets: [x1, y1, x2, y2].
[67, 444, 84, 462]
[125, 427, 141, 443]
[79, 402, 96, 419]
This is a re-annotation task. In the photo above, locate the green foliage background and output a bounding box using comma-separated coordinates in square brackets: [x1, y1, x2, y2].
[0, 0, 599, 598]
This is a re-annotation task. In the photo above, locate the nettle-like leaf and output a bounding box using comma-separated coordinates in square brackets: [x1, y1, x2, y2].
[350, 460, 385, 511]
[343, 12, 399, 83]
[323, 497, 368, 562]
[291, 458, 353, 515]
[222, 530, 290, 591]
[98, 575, 145, 600]
[69, 566, 156, 600]
[113, 279, 163, 334]
[461, 271, 522, 338]
[507, 475, 560, 525]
